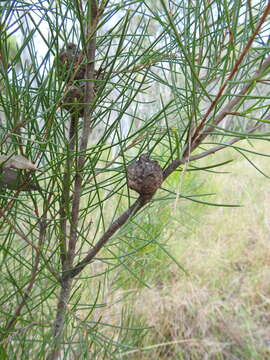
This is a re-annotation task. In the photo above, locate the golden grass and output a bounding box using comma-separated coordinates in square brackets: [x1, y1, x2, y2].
[123, 140, 270, 359]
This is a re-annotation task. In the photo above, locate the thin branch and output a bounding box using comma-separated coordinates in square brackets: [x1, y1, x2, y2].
[191, 53, 270, 151]
[188, 125, 264, 163]
[5, 217, 47, 332]
[185, 2, 270, 157]
[65, 196, 149, 279]
[0, 210, 59, 281]
[163, 123, 263, 180]
[59, 113, 79, 267]
[67, 0, 98, 267]
[0, 322, 49, 345]
[62, 47, 270, 281]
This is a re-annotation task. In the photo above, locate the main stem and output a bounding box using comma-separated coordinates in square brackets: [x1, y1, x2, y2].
[47, 278, 73, 360]
[47, 2, 98, 359]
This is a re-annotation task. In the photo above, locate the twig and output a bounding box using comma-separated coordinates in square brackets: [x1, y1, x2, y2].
[5, 217, 48, 332]
[64, 121, 262, 281]
[0, 210, 59, 281]
[163, 123, 263, 180]
[65, 196, 147, 279]
[0, 322, 49, 345]
[67, 1, 98, 267]
[184, 2, 270, 157]
[191, 53, 270, 152]
[59, 113, 79, 267]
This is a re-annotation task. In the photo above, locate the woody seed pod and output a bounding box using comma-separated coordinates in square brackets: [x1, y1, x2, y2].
[0, 168, 40, 191]
[57, 43, 86, 82]
[127, 154, 163, 196]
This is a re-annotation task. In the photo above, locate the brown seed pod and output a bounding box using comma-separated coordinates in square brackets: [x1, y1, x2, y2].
[60, 70, 106, 116]
[61, 85, 85, 117]
[127, 154, 163, 197]
[57, 43, 86, 82]
[0, 168, 40, 191]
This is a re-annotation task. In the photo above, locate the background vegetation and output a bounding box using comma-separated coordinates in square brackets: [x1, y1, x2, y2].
[1, 0, 270, 359]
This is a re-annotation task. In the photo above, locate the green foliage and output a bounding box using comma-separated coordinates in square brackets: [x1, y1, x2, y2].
[113, 205, 174, 289]
[0, 0, 270, 358]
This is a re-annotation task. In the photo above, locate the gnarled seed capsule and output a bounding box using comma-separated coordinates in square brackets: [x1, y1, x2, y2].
[0, 168, 40, 191]
[127, 154, 163, 196]
[57, 43, 86, 82]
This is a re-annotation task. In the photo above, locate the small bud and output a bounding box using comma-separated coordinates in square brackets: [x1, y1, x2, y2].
[127, 154, 163, 197]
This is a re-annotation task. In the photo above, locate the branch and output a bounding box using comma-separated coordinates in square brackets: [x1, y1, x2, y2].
[190, 53, 270, 152]
[184, 2, 270, 158]
[0, 322, 48, 345]
[163, 123, 264, 180]
[67, 1, 98, 267]
[66, 196, 148, 279]
[5, 217, 47, 332]
[0, 209, 59, 281]
[59, 113, 79, 267]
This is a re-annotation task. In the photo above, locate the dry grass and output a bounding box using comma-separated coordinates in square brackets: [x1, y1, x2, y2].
[118, 140, 270, 359]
